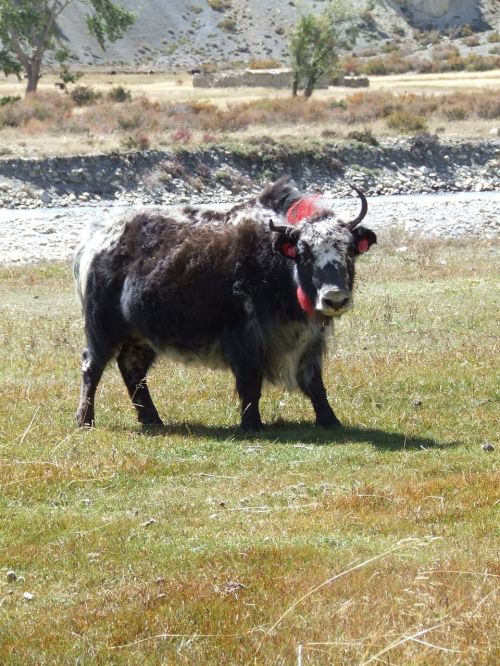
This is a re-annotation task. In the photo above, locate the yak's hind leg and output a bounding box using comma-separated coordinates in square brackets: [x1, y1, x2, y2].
[76, 348, 109, 427]
[297, 345, 341, 428]
[117, 338, 163, 426]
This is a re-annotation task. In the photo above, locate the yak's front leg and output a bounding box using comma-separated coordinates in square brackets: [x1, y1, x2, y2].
[234, 365, 263, 431]
[76, 348, 106, 427]
[117, 339, 163, 426]
[297, 354, 341, 428]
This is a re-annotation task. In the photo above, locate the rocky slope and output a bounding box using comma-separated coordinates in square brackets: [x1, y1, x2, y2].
[55, 0, 499, 71]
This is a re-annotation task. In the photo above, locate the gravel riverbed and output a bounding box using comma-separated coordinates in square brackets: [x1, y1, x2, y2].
[1, 138, 498, 264]
[0, 190, 498, 265]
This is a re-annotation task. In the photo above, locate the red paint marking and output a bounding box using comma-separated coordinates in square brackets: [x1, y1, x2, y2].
[296, 286, 315, 318]
[287, 195, 323, 224]
[283, 242, 297, 258]
[357, 237, 369, 253]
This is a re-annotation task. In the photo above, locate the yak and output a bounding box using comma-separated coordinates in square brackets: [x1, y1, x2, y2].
[74, 178, 376, 430]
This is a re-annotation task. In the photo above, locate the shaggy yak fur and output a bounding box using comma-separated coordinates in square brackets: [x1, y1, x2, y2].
[74, 177, 376, 430]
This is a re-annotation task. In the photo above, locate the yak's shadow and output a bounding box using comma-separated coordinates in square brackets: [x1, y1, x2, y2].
[139, 420, 456, 451]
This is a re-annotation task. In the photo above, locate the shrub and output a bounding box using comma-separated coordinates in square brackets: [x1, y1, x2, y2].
[189, 100, 218, 114]
[107, 86, 131, 102]
[386, 111, 427, 134]
[474, 96, 500, 120]
[121, 132, 150, 150]
[381, 42, 401, 54]
[208, 0, 231, 11]
[444, 105, 467, 120]
[117, 111, 143, 130]
[487, 31, 500, 43]
[201, 131, 220, 143]
[362, 58, 388, 76]
[414, 29, 441, 45]
[170, 127, 192, 143]
[0, 93, 73, 128]
[70, 86, 101, 106]
[347, 128, 379, 146]
[454, 24, 473, 38]
[463, 35, 480, 47]
[463, 54, 500, 71]
[0, 95, 21, 106]
[218, 17, 237, 32]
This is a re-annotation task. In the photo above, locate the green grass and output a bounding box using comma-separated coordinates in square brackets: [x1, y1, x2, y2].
[0, 241, 498, 664]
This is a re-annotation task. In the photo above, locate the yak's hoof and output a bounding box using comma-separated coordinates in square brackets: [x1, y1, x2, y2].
[139, 416, 165, 428]
[240, 419, 263, 433]
[316, 417, 342, 429]
[76, 410, 94, 428]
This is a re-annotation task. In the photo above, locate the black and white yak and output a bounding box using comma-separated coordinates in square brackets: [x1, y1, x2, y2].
[74, 178, 376, 430]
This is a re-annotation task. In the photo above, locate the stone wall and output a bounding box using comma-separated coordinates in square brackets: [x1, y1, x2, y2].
[193, 69, 330, 89]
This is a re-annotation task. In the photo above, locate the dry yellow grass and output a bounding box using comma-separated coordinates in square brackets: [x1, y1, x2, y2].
[1, 68, 499, 105]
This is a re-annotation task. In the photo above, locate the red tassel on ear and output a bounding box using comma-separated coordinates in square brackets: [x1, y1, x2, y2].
[283, 243, 298, 258]
[357, 237, 369, 254]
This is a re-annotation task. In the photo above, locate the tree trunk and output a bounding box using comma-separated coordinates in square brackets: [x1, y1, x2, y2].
[25, 59, 41, 94]
[292, 73, 299, 97]
[304, 75, 316, 99]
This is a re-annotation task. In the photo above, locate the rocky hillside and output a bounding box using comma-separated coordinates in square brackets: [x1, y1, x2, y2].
[56, 0, 499, 71]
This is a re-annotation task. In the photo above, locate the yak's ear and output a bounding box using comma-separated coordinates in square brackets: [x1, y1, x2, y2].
[352, 227, 377, 255]
[269, 218, 300, 260]
[273, 238, 299, 260]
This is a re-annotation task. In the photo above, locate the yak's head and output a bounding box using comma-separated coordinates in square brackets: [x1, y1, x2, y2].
[269, 187, 376, 321]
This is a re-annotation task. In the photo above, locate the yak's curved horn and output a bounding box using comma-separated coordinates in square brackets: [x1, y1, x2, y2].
[346, 185, 368, 230]
[268, 219, 300, 238]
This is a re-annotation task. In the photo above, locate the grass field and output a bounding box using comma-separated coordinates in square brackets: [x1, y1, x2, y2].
[0, 239, 498, 664]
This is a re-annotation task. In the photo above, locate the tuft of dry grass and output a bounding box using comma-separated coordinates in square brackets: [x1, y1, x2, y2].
[0, 239, 498, 663]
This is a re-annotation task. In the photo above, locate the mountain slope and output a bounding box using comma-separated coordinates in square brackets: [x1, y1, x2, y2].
[55, 0, 500, 70]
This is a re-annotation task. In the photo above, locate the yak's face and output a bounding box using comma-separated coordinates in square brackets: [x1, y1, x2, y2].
[270, 213, 376, 321]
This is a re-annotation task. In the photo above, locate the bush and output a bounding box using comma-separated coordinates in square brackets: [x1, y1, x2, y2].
[487, 31, 500, 43]
[463, 35, 480, 47]
[386, 111, 427, 134]
[347, 129, 379, 146]
[170, 127, 192, 143]
[70, 86, 101, 106]
[107, 86, 131, 103]
[208, 0, 231, 11]
[0, 95, 21, 106]
[362, 58, 388, 76]
[218, 17, 237, 32]
[121, 132, 150, 150]
[0, 92, 73, 128]
[474, 96, 500, 120]
[463, 54, 500, 71]
[117, 111, 143, 130]
[444, 105, 467, 120]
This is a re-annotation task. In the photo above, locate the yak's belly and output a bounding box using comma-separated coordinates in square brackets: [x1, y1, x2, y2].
[159, 340, 227, 370]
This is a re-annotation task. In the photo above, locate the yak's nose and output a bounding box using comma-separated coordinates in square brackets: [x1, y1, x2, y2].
[320, 288, 351, 312]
